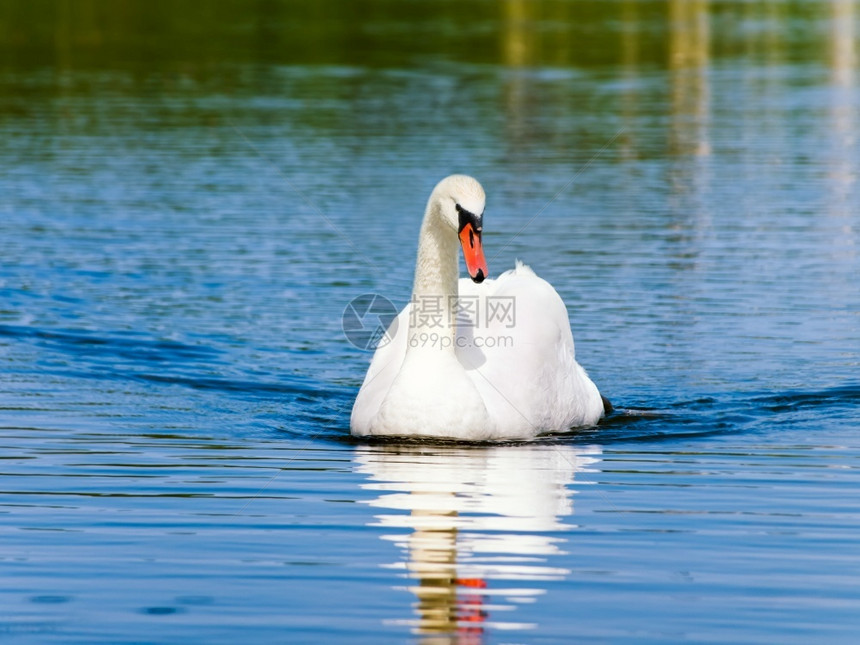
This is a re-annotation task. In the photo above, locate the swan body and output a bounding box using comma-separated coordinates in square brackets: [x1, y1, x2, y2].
[350, 175, 605, 441]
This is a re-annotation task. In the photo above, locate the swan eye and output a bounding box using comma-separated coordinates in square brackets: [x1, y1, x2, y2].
[455, 203, 483, 233]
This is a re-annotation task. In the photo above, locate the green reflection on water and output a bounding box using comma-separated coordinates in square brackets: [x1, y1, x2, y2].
[0, 0, 841, 76]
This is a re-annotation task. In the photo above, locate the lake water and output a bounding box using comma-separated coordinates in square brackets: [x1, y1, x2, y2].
[1, 1, 859, 642]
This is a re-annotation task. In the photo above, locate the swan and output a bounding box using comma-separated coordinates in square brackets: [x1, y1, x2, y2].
[350, 175, 608, 441]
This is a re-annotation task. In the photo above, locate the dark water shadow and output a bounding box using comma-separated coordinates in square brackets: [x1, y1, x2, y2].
[751, 385, 860, 413]
[0, 324, 219, 362]
[316, 383, 860, 447]
[0, 323, 352, 405]
[7, 323, 854, 448]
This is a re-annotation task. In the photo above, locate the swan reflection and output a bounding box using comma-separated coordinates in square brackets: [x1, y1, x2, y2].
[354, 443, 600, 640]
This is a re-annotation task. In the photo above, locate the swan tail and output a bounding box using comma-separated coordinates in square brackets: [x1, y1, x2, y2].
[601, 395, 613, 416]
[513, 259, 536, 275]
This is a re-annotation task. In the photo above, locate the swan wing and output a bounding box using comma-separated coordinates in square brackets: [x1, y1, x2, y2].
[455, 262, 603, 438]
[349, 303, 410, 435]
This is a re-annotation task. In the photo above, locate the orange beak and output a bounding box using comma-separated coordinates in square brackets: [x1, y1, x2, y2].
[459, 221, 488, 283]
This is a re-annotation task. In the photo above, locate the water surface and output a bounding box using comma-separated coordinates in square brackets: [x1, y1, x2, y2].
[1, 1, 859, 642]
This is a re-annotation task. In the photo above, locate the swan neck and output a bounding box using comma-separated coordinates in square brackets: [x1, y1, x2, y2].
[408, 201, 459, 351]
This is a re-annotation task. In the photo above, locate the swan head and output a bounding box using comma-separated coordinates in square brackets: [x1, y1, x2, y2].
[430, 175, 488, 283]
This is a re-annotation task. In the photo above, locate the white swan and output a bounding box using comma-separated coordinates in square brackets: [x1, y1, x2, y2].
[350, 175, 607, 441]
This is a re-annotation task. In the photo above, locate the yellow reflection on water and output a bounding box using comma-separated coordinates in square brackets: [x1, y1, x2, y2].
[355, 444, 600, 641]
[668, 0, 711, 158]
[665, 0, 713, 265]
[502, 0, 531, 68]
[828, 0, 858, 229]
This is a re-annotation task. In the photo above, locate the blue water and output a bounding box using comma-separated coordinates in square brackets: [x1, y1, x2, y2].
[2, 2, 859, 642]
